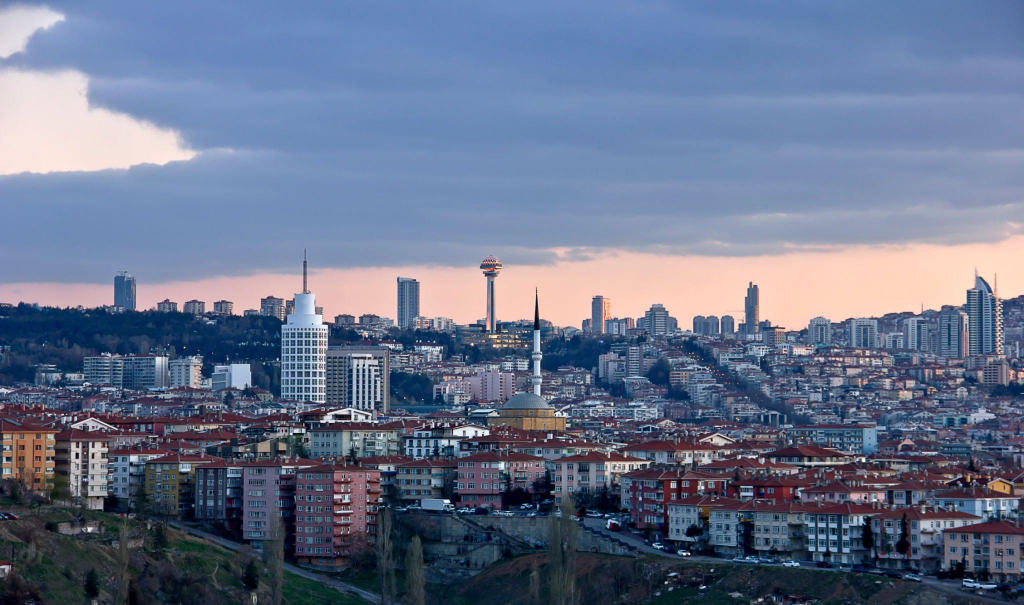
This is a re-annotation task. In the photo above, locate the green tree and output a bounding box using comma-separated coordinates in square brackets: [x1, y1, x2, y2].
[242, 558, 261, 594]
[84, 568, 101, 601]
[861, 517, 875, 563]
[376, 508, 397, 605]
[49, 473, 71, 504]
[895, 513, 910, 559]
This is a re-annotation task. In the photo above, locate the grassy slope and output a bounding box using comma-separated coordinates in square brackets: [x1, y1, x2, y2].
[0, 506, 362, 604]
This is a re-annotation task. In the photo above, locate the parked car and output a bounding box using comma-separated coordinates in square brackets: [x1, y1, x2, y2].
[732, 556, 746, 563]
[651, 543, 664, 551]
[676, 550, 692, 557]
[815, 561, 833, 569]
[782, 561, 800, 568]
[586, 511, 603, 518]
[884, 571, 902, 579]
[520, 504, 534, 510]
[904, 574, 923, 583]
[962, 578, 980, 589]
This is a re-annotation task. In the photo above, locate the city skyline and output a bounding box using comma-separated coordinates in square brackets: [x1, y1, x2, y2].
[2, 238, 1023, 330]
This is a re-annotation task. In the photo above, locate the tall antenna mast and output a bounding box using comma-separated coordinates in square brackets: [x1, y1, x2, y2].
[303, 249, 308, 294]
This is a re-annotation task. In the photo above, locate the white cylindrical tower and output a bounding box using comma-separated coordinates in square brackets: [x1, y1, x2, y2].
[281, 255, 327, 403]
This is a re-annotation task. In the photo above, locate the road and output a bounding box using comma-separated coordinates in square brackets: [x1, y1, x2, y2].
[581, 518, 1007, 603]
[169, 521, 379, 604]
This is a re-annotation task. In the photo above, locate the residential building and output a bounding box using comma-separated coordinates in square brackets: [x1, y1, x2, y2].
[938, 306, 969, 358]
[261, 296, 286, 321]
[194, 462, 244, 533]
[720, 315, 735, 335]
[548, 451, 649, 501]
[744, 282, 759, 335]
[396, 459, 458, 504]
[0, 419, 57, 492]
[870, 507, 980, 572]
[966, 274, 1003, 356]
[241, 459, 316, 552]
[644, 304, 672, 336]
[212, 363, 252, 391]
[308, 424, 400, 459]
[108, 446, 167, 502]
[808, 317, 832, 345]
[213, 300, 234, 315]
[183, 300, 206, 316]
[144, 453, 220, 518]
[787, 425, 878, 455]
[325, 347, 390, 413]
[456, 451, 546, 509]
[157, 299, 177, 313]
[114, 271, 136, 311]
[294, 465, 381, 569]
[943, 520, 1024, 582]
[54, 429, 109, 510]
[933, 486, 1019, 520]
[591, 296, 610, 334]
[903, 316, 930, 352]
[401, 424, 489, 459]
[169, 355, 203, 389]
[850, 318, 879, 349]
[396, 277, 420, 329]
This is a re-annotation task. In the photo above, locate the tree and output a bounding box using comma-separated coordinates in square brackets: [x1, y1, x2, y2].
[49, 473, 70, 504]
[84, 568, 101, 601]
[153, 524, 168, 555]
[895, 513, 911, 559]
[242, 558, 261, 594]
[528, 558, 541, 605]
[263, 512, 285, 605]
[547, 501, 580, 605]
[376, 508, 397, 605]
[404, 535, 425, 605]
[861, 517, 875, 563]
[115, 519, 133, 604]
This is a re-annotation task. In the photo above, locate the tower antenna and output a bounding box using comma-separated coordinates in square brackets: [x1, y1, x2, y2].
[303, 249, 308, 294]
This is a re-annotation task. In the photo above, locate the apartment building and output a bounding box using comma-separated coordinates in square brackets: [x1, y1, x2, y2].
[0, 419, 57, 492]
[194, 462, 244, 534]
[401, 424, 489, 459]
[547, 451, 649, 501]
[144, 453, 221, 518]
[787, 424, 878, 455]
[294, 465, 381, 569]
[108, 446, 168, 502]
[308, 424, 400, 460]
[456, 451, 546, 509]
[943, 520, 1024, 582]
[871, 507, 980, 572]
[54, 429, 110, 510]
[934, 486, 1020, 520]
[395, 459, 458, 504]
[241, 459, 318, 552]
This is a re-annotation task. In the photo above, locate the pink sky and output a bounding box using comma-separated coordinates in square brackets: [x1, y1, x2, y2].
[3, 236, 1022, 330]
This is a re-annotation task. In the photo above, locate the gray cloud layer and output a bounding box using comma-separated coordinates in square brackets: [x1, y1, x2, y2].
[3, 0, 1024, 283]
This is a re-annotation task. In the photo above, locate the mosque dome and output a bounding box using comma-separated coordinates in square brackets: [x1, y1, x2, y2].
[503, 392, 551, 411]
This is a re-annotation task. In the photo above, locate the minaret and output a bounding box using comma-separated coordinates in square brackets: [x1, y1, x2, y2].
[532, 289, 542, 396]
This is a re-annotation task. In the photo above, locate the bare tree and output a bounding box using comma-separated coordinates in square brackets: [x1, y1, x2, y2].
[376, 507, 397, 605]
[548, 501, 580, 605]
[528, 558, 541, 605]
[115, 518, 133, 604]
[263, 511, 285, 605]
[404, 535, 425, 605]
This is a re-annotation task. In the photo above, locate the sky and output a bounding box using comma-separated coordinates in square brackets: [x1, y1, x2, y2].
[1, 2, 1023, 327]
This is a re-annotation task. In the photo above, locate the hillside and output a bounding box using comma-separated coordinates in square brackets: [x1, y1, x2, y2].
[449, 552, 982, 605]
[0, 505, 363, 604]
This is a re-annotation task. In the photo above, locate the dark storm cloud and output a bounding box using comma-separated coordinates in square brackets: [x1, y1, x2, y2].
[3, 0, 1024, 282]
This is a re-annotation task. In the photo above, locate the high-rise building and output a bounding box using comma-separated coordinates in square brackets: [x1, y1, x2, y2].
[211, 363, 252, 391]
[938, 305, 969, 359]
[720, 315, 735, 335]
[604, 317, 635, 336]
[644, 304, 672, 336]
[744, 282, 759, 334]
[281, 253, 327, 403]
[807, 317, 832, 345]
[850, 318, 878, 349]
[591, 296, 610, 334]
[325, 346, 390, 413]
[396, 277, 420, 329]
[183, 300, 206, 316]
[157, 299, 177, 313]
[114, 271, 136, 311]
[902, 316, 930, 352]
[169, 355, 203, 388]
[966, 274, 1003, 356]
[480, 256, 502, 333]
[692, 315, 706, 334]
[706, 315, 720, 335]
[84, 354, 168, 389]
[261, 296, 286, 321]
[213, 300, 234, 315]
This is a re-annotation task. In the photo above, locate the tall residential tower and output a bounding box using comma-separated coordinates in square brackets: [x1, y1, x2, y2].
[114, 271, 136, 311]
[966, 273, 1003, 356]
[744, 282, 759, 334]
[396, 277, 420, 328]
[591, 296, 610, 334]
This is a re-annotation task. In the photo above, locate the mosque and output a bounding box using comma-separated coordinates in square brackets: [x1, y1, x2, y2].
[491, 291, 567, 432]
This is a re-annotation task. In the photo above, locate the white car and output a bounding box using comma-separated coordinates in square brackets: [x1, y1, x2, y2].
[782, 561, 800, 568]
[651, 543, 664, 550]
[676, 550, 692, 557]
[904, 574, 922, 583]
